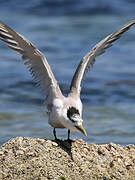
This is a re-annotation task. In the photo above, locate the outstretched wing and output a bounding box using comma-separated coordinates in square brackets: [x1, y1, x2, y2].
[69, 19, 135, 96]
[0, 21, 63, 102]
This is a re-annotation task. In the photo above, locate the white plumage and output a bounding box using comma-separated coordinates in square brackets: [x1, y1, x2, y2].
[0, 19, 135, 140]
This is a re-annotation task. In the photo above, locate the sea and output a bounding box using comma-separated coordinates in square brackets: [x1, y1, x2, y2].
[0, 0, 135, 146]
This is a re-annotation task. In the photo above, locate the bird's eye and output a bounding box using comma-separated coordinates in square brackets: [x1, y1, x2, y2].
[70, 119, 75, 123]
[67, 106, 80, 120]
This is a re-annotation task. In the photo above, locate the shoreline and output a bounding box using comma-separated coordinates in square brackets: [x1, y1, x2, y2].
[0, 137, 135, 179]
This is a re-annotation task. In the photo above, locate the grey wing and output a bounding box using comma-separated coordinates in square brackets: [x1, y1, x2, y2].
[0, 21, 63, 101]
[69, 19, 135, 96]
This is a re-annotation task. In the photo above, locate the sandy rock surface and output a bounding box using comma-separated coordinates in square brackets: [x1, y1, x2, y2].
[0, 137, 135, 180]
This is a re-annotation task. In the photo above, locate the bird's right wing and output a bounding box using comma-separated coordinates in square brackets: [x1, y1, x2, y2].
[0, 21, 63, 101]
[69, 19, 135, 97]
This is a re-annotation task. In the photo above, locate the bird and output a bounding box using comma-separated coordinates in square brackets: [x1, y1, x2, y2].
[0, 19, 135, 140]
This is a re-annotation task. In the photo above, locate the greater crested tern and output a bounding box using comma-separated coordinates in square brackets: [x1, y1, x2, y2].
[0, 19, 135, 140]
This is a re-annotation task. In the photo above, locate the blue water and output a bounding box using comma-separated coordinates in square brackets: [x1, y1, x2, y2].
[0, 0, 135, 146]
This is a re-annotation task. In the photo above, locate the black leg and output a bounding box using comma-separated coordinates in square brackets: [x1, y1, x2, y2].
[68, 129, 70, 141]
[53, 128, 58, 140]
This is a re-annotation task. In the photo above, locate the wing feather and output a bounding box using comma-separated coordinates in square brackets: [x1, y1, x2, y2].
[69, 19, 135, 96]
[0, 21, 63, 101]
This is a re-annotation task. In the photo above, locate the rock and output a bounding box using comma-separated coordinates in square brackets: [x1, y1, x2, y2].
[0, 137, 135, 180]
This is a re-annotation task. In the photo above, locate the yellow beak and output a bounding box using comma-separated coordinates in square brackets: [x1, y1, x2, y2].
[75, 125, 87, 136]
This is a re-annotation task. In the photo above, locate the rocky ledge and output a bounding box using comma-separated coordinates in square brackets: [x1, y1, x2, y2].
[0, 137, 135, 180]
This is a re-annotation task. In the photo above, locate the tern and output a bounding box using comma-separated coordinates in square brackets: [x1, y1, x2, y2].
[0, 19, 135, 140]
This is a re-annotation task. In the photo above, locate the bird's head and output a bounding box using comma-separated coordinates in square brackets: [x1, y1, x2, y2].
[67, 107, 87, 136]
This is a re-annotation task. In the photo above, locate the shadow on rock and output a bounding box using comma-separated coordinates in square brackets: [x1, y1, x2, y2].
[52, 139, 74, 160]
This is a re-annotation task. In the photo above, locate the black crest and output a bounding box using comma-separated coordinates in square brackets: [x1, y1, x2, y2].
[67, 107, 80, 121]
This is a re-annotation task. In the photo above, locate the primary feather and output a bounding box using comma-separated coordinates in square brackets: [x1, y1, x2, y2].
[69, 19, 135, 96]
[0, 21, 63, 103]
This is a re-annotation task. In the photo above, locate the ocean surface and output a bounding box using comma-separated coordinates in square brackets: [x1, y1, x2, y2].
[0, 0, 135, 146]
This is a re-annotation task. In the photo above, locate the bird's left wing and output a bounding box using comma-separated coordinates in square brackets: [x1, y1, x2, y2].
[0, 21, 63, 101]
[69, 19, 135, 97]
